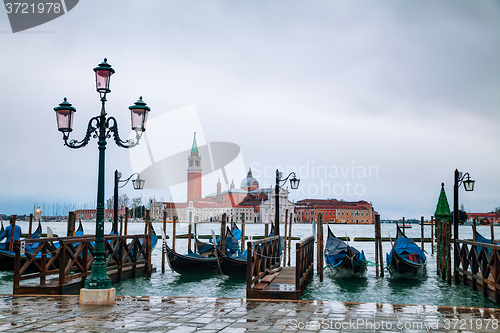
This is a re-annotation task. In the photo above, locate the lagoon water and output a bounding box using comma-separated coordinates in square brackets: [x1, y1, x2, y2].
[1, 221, 499, 309]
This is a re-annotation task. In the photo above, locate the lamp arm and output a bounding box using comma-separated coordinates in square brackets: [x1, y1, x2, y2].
[118, 172, 140, 188]
[106, 116, 141, 148]
[279, 172, 297, 186]
[64, 116, 99, 149]
[457, 172, 471, 188]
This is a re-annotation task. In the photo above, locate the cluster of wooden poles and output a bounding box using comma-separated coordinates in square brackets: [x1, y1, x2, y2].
[158, 209, 296, 274]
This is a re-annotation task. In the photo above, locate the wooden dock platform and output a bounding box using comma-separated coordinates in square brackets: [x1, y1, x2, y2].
[246, 235, 314, 300]
[13, 229, 154, 295]
[247, 266, 300, 300]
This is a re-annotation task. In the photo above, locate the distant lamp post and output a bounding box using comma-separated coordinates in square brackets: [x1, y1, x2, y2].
[113, 171, 145, 234]
[274, 170, 300, 236]
[54, 58, 150, 293]
[453, 169, 475, 283]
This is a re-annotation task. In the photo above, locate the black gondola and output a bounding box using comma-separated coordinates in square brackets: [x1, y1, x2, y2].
[195, 237, 216, 257]
[386, 225, 427, 279]
[164, 242, 219, 274]
[215, 227, 250, 276]
[324, 226, 367, 278]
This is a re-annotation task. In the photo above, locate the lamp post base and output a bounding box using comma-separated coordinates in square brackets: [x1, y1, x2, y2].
[80, 288, 116, 306]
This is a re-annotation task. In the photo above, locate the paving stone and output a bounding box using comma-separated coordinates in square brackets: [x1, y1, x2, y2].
[0, 295, 498, 332]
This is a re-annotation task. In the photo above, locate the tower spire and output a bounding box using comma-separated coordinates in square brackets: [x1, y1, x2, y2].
[191, 132, 199, 155]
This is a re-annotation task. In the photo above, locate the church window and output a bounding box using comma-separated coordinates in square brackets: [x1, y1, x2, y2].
[195, 160, 199, 166]
[189, 161, 193, 166]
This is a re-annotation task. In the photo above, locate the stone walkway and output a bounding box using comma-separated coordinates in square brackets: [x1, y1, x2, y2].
[0, 295, 500, 332]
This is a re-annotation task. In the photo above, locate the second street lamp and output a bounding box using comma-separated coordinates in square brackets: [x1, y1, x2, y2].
[453, 169, 475, 283]
[54, 58, 150, 293]
[113, 171, 145, 234]
[274, 170, 300, 236]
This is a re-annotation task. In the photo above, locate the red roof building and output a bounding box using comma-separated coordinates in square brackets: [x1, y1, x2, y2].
[295, 199, 376, 224]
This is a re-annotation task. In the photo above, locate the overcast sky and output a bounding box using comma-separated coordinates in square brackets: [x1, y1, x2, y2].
[0, 1, 499, 219]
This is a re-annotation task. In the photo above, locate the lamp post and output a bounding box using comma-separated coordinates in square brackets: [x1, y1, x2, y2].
[274, 169, 300, 236]
[453, 169, 475, 283]
[113, 171, 145, 235]
[54, 58, 150, 291]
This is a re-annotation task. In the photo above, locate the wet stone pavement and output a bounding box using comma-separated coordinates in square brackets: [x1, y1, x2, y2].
[0, 295, 500, 332]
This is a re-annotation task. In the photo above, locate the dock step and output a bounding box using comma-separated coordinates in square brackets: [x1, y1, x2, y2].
[261, 273, 279, 284]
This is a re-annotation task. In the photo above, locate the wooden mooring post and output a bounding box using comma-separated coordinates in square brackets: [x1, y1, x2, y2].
[446, 220, 452, 286]
[220, 214, 226, 251]
[28, 214, 33, 239]
[188, 215, 192, 251]
[431, 216, 434, 255]
[67, 212, 76, 237]
[124, 207, 129, 236]
[316, 213, 323, 282]
[437, 219, 441, 275]
[402, 217, 405, 236]
[265, 223, 269, 238]
[241, 213, 245, 251]
[375, 214, 383, 277]
[9, 215, 17, 252]
[283, 209, 288, 266]
[172, 216, 177, 251]
[491, 220, 495, 244]
[421, 216, 424, 251]
[287, 212, 292, 267]
[162, 211, 167, 273]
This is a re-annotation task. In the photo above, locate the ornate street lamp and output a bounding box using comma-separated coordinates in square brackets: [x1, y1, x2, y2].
[453, 169, 475, 283]
[113, 171, 145, 234]
[54, 58, 150, 292]
[274, 170, 300, 236]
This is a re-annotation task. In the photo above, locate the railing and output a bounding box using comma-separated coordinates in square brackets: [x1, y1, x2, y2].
[455, 239, 500, 304]
[246, 235, 281, 291]
[13, 233, 152, 295]
[295, 235, 314, 296]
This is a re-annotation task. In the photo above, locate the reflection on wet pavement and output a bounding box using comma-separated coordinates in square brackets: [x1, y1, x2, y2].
[0, 295, 499, 332]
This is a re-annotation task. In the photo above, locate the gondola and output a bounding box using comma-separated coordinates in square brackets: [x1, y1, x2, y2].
[473, 231, 494, 255]
[195, 237, 216, 257]
[195, 224, 242, 257]
[215, 227, 252, 276]
[215, 224, 279, 276]
[0, 221, 45, 271]
[386, 225, 427, 279]
[324, 226, 367, 278]
[163, 225, 219, 275]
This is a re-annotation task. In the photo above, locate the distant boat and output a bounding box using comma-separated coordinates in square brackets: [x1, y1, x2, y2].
[324, 226, 367, 278]
[386, 225, 427, 279]
[397, 224, 412, 228]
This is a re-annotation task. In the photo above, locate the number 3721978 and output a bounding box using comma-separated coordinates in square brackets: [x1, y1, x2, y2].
[5, 3, 62, 14]
[444, 319, 498, 330]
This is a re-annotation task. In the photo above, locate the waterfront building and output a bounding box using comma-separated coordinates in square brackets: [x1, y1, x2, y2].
[155, 133, 295, 223]
[74, 207, 126, 221]
[466, 212, 500, 224]
[294, 199, 376, 224]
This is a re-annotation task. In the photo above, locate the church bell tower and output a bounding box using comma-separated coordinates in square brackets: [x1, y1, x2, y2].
[187, 132, 202, 202]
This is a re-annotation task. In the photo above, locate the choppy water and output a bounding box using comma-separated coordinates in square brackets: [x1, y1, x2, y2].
[1, 221, 499, 309]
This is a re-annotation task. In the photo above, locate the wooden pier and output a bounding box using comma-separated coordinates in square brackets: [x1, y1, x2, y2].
[13, 231, 154, 295]
[246, 235, 314, 300]
[455, 238, 500, 304]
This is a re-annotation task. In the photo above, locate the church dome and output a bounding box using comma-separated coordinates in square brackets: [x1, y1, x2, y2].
[240, 168, 259, 191]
